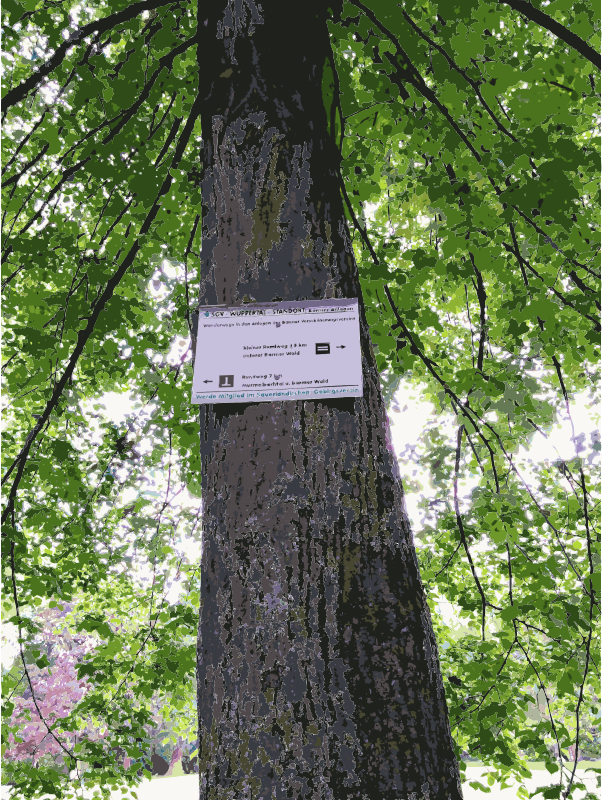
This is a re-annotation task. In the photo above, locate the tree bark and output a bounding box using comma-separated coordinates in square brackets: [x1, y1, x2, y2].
[196, 3, 463, 798]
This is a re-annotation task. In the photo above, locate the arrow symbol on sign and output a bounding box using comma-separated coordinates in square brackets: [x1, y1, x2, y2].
[336, 345, 346, 349]
[203, 379, 213, 383]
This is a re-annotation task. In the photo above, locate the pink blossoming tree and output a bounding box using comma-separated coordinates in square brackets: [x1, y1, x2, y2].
[4, 601, 197, 782]
[4, 605, 100, 769]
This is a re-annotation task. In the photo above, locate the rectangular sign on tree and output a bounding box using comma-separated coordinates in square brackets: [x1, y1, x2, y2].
[191, 299, 363, 404]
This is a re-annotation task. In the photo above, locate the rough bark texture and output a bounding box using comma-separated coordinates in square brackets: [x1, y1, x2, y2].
[196, 3, 463, 798]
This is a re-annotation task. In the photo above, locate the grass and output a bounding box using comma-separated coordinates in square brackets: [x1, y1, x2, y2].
[464, 762, 601, 771]
[152, 761, 601, 780]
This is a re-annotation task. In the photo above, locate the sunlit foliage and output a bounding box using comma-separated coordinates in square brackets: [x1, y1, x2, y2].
[2, 0, 600, 797]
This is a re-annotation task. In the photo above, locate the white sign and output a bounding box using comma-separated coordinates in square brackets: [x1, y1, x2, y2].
[191, 299, 363, 404]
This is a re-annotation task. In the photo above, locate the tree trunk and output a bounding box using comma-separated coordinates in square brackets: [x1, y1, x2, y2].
[166, 738, 184, 777]
[196, 3, 463, 798]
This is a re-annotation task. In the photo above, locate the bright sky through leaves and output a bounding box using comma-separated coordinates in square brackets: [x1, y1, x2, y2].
[2, 0, 599, 791]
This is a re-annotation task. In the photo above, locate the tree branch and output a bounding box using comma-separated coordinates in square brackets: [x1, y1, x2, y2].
[1, 93, 203, 523]
[400, 10, 518, 143]
[10, 541, 76, 765]
[2, 0, 180, 111]
[467, 253, 488, 373]
[454, 424, 491, 641]
[497, 0, 601, 70]
[351, 0, 483, 164]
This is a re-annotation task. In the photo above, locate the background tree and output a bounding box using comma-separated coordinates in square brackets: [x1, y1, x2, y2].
[2, 599, 199, 780]
[3, 604, 96, 770]
[1, 0, 600, 799]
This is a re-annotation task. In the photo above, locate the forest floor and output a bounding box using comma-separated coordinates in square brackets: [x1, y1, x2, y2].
[2, 762, 599, 800]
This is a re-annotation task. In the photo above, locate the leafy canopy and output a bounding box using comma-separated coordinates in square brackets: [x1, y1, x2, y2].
[1, 0, 600, 797]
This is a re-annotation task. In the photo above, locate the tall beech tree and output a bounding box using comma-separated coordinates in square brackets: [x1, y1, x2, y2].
[195, 4, 461, 798]
[2, 0, 599, 798]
